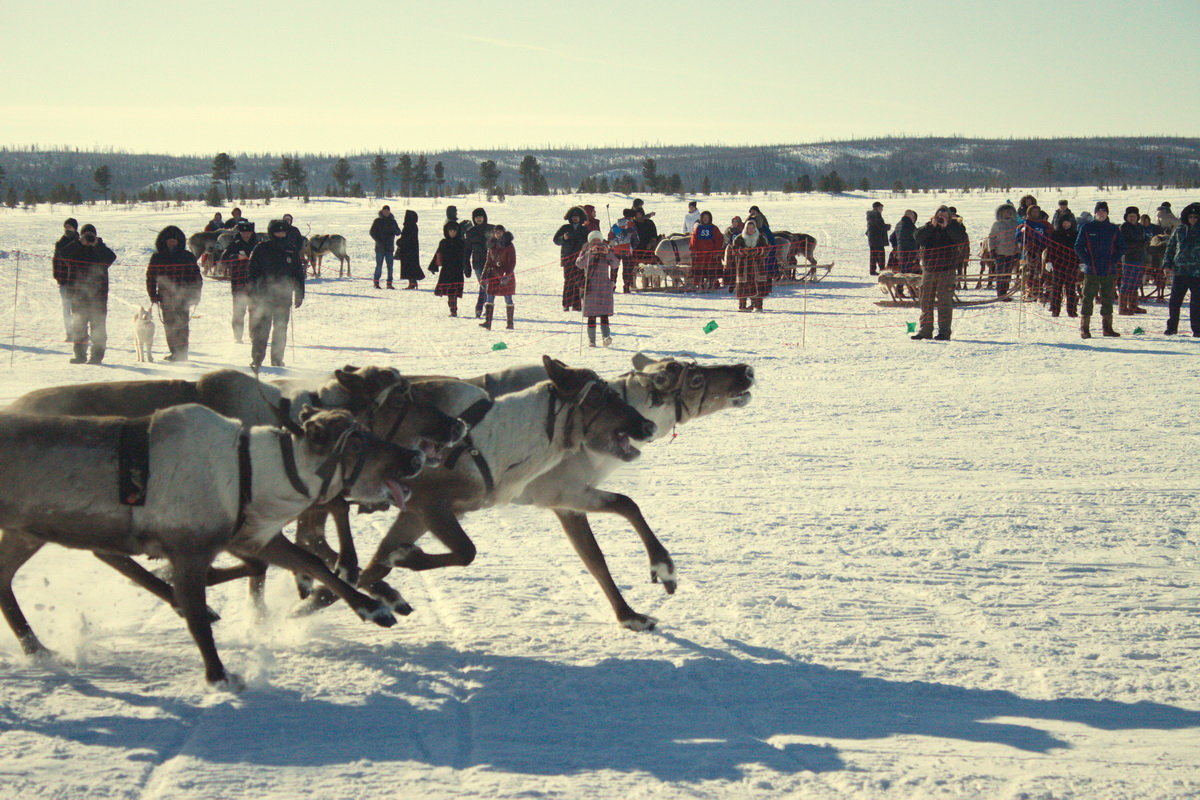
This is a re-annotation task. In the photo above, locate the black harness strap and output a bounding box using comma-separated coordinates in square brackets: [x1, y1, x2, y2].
[459, 397, 494, 428]
[118, 418, 152, 506]
[233, 431, 252, 534]
[442, 397, 497, 493]
[277, 432, 311, 498]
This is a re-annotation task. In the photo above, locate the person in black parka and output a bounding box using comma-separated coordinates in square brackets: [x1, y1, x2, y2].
[553, 206, 589, 311]
[59, 223, 117, 364]
[146, 225, 203, 362]
[221, 220, 258, 342]
[396, 209, 423, 289]
[247, 219, 306, 368]
[463, 207, 493, 317]
[53, 217, 80, 340]
[432, 222, 469, 316]
[866, 201, 891, 275]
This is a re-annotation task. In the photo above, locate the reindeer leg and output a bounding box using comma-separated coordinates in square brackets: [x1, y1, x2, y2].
[554, 487, 676, 594]
[93, 553, 221, 623]
[394, 503, 476, 571]
[169, 549, 239, 689]
[554, 510, 657, 631]
[239, 535, 395, 628]
[0, 530, 49, 656]
[294, 505, 338, 599]
[329, 498, 360, 586]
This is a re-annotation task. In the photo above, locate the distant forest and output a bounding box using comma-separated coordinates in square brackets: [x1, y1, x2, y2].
[2, 137, 1198, 207]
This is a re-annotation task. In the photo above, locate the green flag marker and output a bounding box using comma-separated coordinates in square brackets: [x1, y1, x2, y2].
[703, 320, 719, 334]
[1132, 327, 1144, 335]
[906, 322, 917, 333]
[491, 342, 508, 351]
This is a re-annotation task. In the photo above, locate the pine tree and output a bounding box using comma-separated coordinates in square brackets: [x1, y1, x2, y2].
[414, 155, 430, 197]
[370, 155, 388, 197]
[701, 175, 711, 195]
[518, 155, 548, 195]
[641, 158, 659, 193]
[797, 174, 813, 193]
[332, 158, 353, 196]
[211, 152, 236, 200]
[4, 187, 16, 208]
[205, 183, 222, 207]
[433, 161, 445, 198]
[479, 160, 500, 198]
[859, 177, 870, 192]
[395, 155, 413, 197]
[93, 165, 112, 202]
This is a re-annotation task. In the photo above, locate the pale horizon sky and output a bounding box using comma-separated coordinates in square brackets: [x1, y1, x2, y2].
[3, 0, 1197, 156]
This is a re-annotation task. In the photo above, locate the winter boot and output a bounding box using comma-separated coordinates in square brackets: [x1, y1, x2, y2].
[448, 298, 458, 317]
[738, 298, 749, 312]
[600, 319, 612, 347]
[1132, 295, 1147, 313]
[479, 303, 494, 330]
[505, 304, 514, 330]
[387, 281, 396, 290]
[475, 299, 484, 318]
[587, 325, 597, 347]
[405, 281, 417, 290]
[1101, 314, 1121, 337]
[911, 328, 933, 340]
[373, 279, 381, 289]
[933, 330, 951, 341]
[69, 342, 88, 364]
[752, 298, 764, 312]
[88, 346, 105, 365]
[1118, 293, 1133, 315]
[1080, 315, 1092, 339]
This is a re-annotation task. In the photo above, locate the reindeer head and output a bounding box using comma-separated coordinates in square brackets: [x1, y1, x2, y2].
[297, 406, 424, 508]
[543, 355, 655, 462]
[630, 352, 755, 424]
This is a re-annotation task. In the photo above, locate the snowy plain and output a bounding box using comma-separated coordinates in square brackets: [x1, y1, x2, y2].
[0, 189, 1197, 800]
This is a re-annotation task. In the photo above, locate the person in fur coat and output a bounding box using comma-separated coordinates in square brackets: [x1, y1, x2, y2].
[575, 230, 619, 346]
[432, 222, 469, 316]
[730, 219, 771, 312]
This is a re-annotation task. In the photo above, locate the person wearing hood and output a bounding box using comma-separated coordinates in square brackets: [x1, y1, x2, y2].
[445, 205, 471, 238]
[431, 221, 469, 317]
[53, 217, 80, 340]
[464, 207, 494, 317]
[247, 219, 306, 368]
[58, 223, 116, 364]
[1046, 215, 1081, 318]
[1020, 205, 1051, 301]
[683, 200, 701, 234]
[369, 205, 401, 289]
[1074, 201, 1125, 338]
[866, 202, 890, 276]
[1162, 202, 1200, 336]
[581, 204, 601, 233]
[221, 220, 258, 342]
[1118, 206, 1149, 315]
[690, 210, 725, 290]
[912, 206, 968, 341]
[479, 225, 516, 331]
[575, 230, 619, 346]
[890, 209, 919, 298]
[723, 216, 745, 288]
[988, 203, 1020, 298]
[205, 212, 224, 232]
[1051, 200, 1075, 229]
[1157, 202, 1180, 234]
[553, 206, 589, 311]
[395, 209, 424, 289]
[146, 225, 203, 362]
[730, 219, 771, 312]
[222, 207, 248, 229]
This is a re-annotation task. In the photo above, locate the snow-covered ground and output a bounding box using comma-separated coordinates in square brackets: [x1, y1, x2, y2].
[0, 190, 1197, 800]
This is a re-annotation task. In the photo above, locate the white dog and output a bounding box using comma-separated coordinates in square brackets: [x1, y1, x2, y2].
[133, 306, 155, 362]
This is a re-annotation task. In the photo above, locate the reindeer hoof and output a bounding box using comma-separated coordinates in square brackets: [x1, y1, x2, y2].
[335, 564, 361, 586]
[357, 600, 396, 628]
[289, 588, 340, 617]
[650, 562, 677, 595]
[620, 614, 658, 632]
[209, 671, 246, 693]
[366, 581, 412, 616]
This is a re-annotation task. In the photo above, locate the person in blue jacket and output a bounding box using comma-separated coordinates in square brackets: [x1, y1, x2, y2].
[1162, 202, 1200, 336]
[1074, 201, 1125, 339]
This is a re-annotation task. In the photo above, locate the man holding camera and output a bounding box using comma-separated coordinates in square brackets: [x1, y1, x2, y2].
[58, 223, 117, 364]
[912, 206, 967, 341]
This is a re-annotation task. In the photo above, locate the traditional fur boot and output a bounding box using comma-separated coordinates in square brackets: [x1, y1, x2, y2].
[600, 319, 612, 347]
[88, 346, 105, 365]
[69, 342, 88, 364]
[479, 303, 494, 330]
[587, 325, 597, 347]
[752, 298, 764, 312]
[448, 298, 458, 317]
[1101, 314, 1121, 337]
[505, 305, 514, 330]
[1080, 314, 1092, 339]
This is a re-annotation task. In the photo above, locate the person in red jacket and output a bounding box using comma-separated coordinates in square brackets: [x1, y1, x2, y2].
[690, 210, 725, 290]
[480, 225, 516, 331]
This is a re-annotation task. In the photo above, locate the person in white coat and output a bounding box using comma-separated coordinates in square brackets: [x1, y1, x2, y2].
[683, 200, 701, 234]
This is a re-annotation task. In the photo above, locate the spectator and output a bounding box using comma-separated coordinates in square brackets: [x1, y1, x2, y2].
[281, 213, 305, 251]
[866, 201, 890, 276]
[432, 221, 469, 317]
[1051, 199, 1075, 229]
[396, 210, 423, 290]
[1021, 205, 1051, 300]
[369, 205, 401, 289]
[892, 209, 919, 298]
[690, 210, 725, 290]
[58, 223, 116, 364]
[1162, 202, 1200, 336]
[1142, 213, 1169, 302]
[1118, 206, 1149, 315]
[553, 206, 589, 312]
[1074, 201, 1125, 339]
[221, 220, 257, 343]
[204, 212, 224, 232]
[631, 197, 655, 219]
[1017, 195, 1038, 222]
[1157, 202, 1180, 234]
[988, 203, 1020, 299]
[146, 225, 203, 362]
[723, 216, 745, 288]
[223, 207, 247, 229]
[464, 207, 494, 318]
[479, 225, 516, 331]
[581, 204, 601, 233]
[1046, 215, 1080, 318]
[683, 200, 701, 234]
[52, 217, 79, 341]
[247, 219, 305, 368]
[608, 208, 640, 294]
[575, 230, 619, 346]
[746, 205, 779, 277]
[730, 219, 771, 312]
[911, 206, 967, 341]
[445, 205, 471, 237]
[633, 207, 658, 280]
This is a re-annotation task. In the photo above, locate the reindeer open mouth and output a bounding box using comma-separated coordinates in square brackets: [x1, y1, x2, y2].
[611, 430, 642, 462]
[419, 438, 444, 468]
[383, 479, 413, 511]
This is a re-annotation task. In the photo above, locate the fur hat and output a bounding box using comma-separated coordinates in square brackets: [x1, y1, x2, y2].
[587, 230, 602, 243]
[80, 223, 96, 235]
[1094, 201, 1109, 214]
[1124, 206, 1139, 218]
[236, 220, 255, 233]
[64, 217, 78, 229]
[267, 219, 288, 235]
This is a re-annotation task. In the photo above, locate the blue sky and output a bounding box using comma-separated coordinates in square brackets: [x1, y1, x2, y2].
[3, 0, 1197, 154]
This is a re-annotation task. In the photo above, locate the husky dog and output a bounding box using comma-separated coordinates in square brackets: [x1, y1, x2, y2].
[133, 306, 156, 362]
